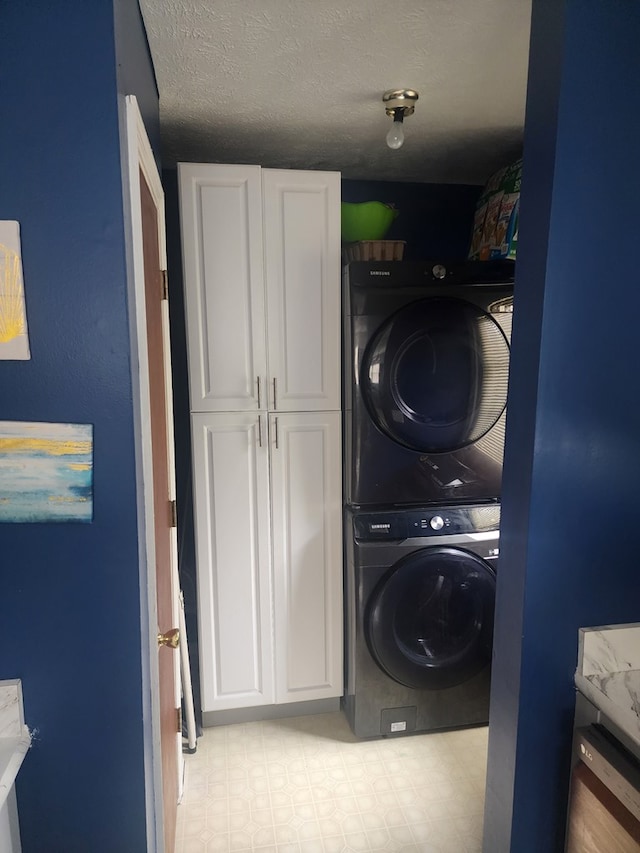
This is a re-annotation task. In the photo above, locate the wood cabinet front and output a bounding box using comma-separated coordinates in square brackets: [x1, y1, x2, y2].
[566, 762, 640, 853]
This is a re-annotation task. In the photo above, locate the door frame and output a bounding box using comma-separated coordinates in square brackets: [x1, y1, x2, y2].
[121, 94, 182, 852]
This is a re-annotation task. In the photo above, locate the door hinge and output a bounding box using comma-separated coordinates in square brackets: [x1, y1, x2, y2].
[161, 269, 169, 301]
[176, 706, 182, 735]
[170, 499, 177, 528]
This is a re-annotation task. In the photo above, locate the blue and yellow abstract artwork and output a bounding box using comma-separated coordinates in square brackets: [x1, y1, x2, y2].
[0, 421, 93, 522]
[0, 221, 31, 360]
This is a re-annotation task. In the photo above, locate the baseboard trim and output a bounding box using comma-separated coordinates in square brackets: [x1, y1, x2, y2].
[202, 698, 341, 727]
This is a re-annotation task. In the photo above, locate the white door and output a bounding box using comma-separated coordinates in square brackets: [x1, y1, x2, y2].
[191, 412, 274, 711]
[179, 164, 267, 412]
[125, 97, 182, 853]
[269, 411, 343, 703]
[140, 170, 181, 851]
[262, 170, 341, 412]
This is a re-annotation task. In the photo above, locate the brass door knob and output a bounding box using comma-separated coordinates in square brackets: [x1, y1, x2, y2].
[157, 628, 180, 649]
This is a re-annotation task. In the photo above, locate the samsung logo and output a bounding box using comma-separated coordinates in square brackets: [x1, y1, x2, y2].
[369, 271, 391, 276]
[370, 523, 391, 530]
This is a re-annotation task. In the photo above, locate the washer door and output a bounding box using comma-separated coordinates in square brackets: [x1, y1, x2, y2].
[362, 297, 510, 453]
[366, 546, 496, 690]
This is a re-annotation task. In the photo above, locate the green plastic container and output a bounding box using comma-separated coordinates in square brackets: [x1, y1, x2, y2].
[341, 201, 399, 242]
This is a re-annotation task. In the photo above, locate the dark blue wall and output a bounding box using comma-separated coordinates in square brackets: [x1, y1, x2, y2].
[341, 180, 481, 260]
[484, 2, 640, 850]
[1, 2, 158, 850]
[114, 0, 161, 161]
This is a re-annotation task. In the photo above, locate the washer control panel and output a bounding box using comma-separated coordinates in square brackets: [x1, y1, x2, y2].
[353, 504, 501, 541]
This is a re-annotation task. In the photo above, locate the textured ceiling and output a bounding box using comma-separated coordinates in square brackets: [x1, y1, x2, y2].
[140, 0, 532, 184]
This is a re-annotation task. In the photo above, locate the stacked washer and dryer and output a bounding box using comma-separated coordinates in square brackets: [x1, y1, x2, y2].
[342, 259, 515, 738]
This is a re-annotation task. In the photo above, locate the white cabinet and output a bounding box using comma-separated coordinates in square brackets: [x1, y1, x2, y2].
[192, 411, 343, 711]
[262, 170, 341, 412]
[179, 164, 343, 715]
[178, 163, 340, 413]
[270, 412, 343, 703]
[191, 413, 274, 711]
[179, 164, 266, 412]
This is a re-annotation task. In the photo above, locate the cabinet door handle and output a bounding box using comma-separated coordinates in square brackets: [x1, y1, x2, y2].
[274, 416, 279, 449]
[257, 376, 262, 409]
[273, 377, 277, 410]
[258, 415, 263, 447]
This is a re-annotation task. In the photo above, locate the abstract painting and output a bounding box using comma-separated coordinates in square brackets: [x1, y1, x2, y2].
[0, 221, 30, 360]
[0, 422, 93, 522]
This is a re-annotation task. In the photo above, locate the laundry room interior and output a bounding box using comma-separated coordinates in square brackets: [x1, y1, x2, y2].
[165, 159, 516, 850]
[3, 3, 640, 853]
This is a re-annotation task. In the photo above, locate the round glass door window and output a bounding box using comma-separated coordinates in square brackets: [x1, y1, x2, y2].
[362, 297, 510, 452]
[366, 546, 496, 690]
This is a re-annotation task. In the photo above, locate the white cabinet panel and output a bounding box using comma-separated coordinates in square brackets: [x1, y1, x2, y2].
[179, 164, 267, 412]
[270, 412, 343, 702]
[263, 170, 341, 412]
[191, 413, 274, 711]
[182, 164, 343, 715]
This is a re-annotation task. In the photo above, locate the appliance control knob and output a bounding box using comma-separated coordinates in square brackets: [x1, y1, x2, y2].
[432, 264, 447, 279]
[430, 515, 444, 530]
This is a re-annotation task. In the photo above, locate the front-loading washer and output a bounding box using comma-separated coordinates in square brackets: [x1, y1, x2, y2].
[343, 259, 514, 508]
[343, 502, 500, 739]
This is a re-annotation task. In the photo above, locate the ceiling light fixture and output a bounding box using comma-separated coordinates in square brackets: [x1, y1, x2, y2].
[383, 89, 419, 150]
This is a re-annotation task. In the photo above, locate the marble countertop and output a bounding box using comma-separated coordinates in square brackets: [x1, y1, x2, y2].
[0, 728, 31, 807]
[0, 680, 30, 809]
[575, 623, 640, 751]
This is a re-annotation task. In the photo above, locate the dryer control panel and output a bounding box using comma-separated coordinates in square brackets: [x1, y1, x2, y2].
[353, 503, 501, 541]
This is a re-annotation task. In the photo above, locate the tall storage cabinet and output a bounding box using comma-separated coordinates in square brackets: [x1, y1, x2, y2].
[178, 163, 343, 714]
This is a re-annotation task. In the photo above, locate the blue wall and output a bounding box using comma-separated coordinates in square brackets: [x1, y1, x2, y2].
[1, 2, 158, 850]
[341, 179, 481, 260]
[114, 0, 161, 161]
[484, 2, 640, 850]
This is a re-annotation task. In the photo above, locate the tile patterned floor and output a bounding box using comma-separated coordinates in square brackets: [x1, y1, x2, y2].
[176, 711, 487, 853]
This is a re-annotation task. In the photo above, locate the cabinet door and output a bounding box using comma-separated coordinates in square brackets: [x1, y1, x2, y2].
[179, 164, 267, 412]
[191, 413, 274, 711]
[270, 412, 343, 702]
[566, 762, 640, 852]
[263, 170, 341, 412]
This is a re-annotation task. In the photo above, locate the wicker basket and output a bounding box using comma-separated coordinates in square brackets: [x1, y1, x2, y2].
[342, 240, 406, 263]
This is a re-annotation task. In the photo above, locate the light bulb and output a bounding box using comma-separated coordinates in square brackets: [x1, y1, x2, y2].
[386, 114, 404, 150]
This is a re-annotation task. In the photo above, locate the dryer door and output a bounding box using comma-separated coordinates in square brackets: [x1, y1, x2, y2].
[366, 546, 496, 690]
[362, 297, 510, 453]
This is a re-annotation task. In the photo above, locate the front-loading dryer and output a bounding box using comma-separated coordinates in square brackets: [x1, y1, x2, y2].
[343, 502, 500, 739]
[343, 260, 514, 508]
